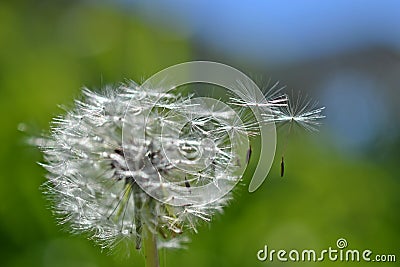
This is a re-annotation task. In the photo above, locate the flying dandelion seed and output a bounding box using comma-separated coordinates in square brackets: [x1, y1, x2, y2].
[264, 92, 325, 177]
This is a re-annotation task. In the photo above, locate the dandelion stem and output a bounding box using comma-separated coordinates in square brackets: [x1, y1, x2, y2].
[143, 224, 159, 267]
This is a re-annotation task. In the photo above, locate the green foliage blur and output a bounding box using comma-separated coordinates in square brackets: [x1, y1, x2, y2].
[0, 2, 398, 267]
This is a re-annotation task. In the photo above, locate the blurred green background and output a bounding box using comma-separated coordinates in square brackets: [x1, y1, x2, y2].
[1, 1, 399, 267]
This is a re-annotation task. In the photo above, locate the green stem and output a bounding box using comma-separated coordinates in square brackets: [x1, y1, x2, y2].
[143, 225, 159, 267]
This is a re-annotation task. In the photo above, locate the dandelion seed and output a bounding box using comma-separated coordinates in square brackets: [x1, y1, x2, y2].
[246, 145, 252, 163]
[184, 176, 191, 194]
[271, 92, 325, 177]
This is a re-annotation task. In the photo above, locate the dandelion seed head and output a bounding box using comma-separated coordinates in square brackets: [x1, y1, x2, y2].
[37, 81, 249, 252]
[35, 74, 325, 254]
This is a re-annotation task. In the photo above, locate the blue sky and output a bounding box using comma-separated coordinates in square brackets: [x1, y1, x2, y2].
[115, 0, 400, 151]
[121, 0, 400, 65]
